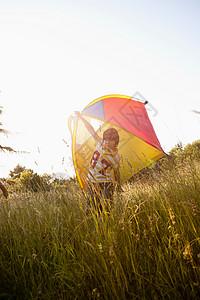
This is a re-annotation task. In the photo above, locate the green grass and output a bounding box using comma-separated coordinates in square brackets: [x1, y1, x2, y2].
[0, 160, 200, 299]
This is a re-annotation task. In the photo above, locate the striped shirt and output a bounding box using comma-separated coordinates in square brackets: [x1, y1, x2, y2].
[87, 140, 120, 183]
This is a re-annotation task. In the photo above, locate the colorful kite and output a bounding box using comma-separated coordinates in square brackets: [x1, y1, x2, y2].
[68, 95, 166, 191]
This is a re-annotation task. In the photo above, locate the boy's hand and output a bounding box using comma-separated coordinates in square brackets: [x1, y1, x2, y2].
[74, 111, 100, 141]
[75, 111, 82, 118]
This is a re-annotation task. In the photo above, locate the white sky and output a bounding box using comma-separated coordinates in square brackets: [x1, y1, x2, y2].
[0, 0, 199, 178]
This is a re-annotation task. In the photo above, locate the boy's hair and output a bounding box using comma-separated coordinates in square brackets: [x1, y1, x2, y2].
[103, 128, 119, 146]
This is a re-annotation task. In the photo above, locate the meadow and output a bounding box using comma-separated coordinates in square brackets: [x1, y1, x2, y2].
[0, 142, 200, 299]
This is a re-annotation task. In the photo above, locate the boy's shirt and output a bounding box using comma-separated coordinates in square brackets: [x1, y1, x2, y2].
[87, 140, 120, 183]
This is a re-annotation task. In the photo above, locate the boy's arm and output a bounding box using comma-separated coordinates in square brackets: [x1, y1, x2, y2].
[75, 111, 100, 141]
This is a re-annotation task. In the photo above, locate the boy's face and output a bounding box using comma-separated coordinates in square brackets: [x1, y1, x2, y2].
[103, 138, 116, 151]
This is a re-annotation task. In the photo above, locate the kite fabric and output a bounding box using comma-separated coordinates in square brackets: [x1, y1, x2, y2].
[68, 95, 166, 191]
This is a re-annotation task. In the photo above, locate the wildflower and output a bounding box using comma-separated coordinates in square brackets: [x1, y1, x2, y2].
[98, 243, 103, 253]
[169, 208, 176, 224]
[168, 245, 174, 252]
[183, 245, 193, 260]
[92, 288, 100, 297]
[18, 254, 23, 259]
[197, 253, 200, 259]
[174, 234, 180, 239]
[135, 234, 140, 241]
[153, 213, 158, 219]
[191, 202, 198, 216]
[32, 254, 37, 259]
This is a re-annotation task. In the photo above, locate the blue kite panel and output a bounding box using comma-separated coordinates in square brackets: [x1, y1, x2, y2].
[82, 100, 105, 120]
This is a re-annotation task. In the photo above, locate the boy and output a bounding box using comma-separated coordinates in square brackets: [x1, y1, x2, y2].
[75, 111, 120, 212]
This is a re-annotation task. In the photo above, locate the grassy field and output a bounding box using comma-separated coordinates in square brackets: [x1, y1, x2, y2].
[0, 157, 200, 299]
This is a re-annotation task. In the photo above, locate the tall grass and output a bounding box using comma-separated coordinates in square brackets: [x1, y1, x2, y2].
[0, 160, 200, 299]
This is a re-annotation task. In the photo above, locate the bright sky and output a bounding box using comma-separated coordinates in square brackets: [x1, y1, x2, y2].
[0, 0, 199, 178]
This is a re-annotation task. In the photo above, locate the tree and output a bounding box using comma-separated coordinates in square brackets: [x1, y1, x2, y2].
[9, 164, 26, 179]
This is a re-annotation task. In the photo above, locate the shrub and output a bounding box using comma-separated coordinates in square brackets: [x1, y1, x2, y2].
[19, 169, 50, 192]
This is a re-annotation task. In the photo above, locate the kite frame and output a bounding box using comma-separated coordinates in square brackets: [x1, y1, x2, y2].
[69, 94, 166, 190]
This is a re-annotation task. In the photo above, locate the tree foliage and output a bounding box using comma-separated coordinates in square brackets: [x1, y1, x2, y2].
[8, 165, 77, 193]
[168, 140, 200, 166]
[9, 164, 26, 179]
[17, 169, 51, 192]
